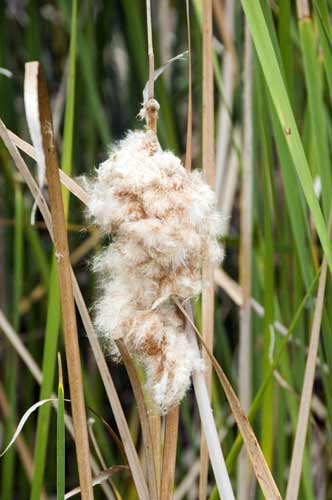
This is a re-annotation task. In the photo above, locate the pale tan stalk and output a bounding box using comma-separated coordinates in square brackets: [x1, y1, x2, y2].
[285, 211, 332, 500]
[146, 0, 154, 100]
[200, 1, 215, 498]
[158, 0, 174, 85]
[148, 414, 161, 495]
[160, 405, 180, 500]
[185, 0, 193, 172]
[72, 269, 150, 500]
[213, 0, 238, 63]
[296, 0, 310, 19]
[174, 460, 200, 500]
[238, 21, 253, 500]
[214, 0, 237, 206]
[116, 339, 158, 500]
[220, 128, 240, 230]
[88, 419, 107, 471]
[32, 62, 93, 500]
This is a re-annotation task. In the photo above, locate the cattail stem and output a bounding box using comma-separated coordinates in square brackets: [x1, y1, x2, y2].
[145, 98, 160, 134]
[185, 0, 192, 171]
[184, 303, 235, 500]
[160, 405, 180, 500]
[146, 0, 154, 100]
[296, 0, 310, 20]
[238, 20, 253, 500]
[200, 0, 215, 496]
[116, 340, 158, 500]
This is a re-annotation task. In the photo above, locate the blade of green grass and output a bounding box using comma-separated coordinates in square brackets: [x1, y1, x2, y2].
[57, 354, 65, 500]
[312, 2, 332, 423]
[78, 35, 111, 146]
[257, 71, 275, 469]
[58, 0, 111, 146]
[240, 0, 332, 272]
[29, 275, 61, 500]
[257, 0, 315, 290]
[269, 105, 314, 288]
[297, 15, 332, 219]
[25, 220, 49, 288]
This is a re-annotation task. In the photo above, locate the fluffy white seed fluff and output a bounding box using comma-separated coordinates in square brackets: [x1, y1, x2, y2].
[84, 130, 224, 414]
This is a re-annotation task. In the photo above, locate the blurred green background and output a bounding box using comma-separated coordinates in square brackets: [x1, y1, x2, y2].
[1, 0, 332, 499]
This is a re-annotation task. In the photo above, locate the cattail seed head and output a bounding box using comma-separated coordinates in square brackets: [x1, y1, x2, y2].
[84, 130, 224, 414]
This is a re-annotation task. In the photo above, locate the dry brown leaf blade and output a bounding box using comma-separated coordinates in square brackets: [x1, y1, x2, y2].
[177, 300, 282, 500]
[26, 61, 94, 500]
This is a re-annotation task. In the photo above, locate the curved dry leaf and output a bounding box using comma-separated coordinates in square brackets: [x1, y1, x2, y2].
[64, 466, 129, 499]
[142, 51, 188, 103]
[0, 399, 56, 458]
[0, 67, 12, 78]
[24, 62, 47, 223]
